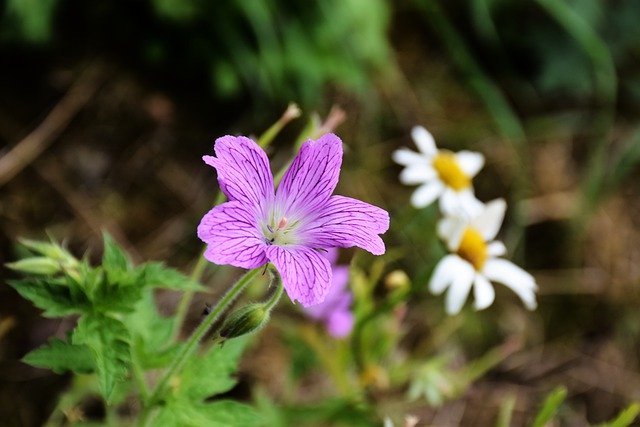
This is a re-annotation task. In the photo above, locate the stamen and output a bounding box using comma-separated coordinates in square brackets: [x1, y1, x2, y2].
[277, 217, 288, 230]
[457, 227, 488, 271]
[432, 151, 471, 191]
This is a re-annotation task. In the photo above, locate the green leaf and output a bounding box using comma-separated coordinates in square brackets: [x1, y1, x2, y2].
[174, 337, 248, 401]
[102, 233, 131, 275]
[155, 401, 259, 427]
[91, 273, 144, 313]
[72, 314, 131, 402]
[532, 386, 567, 427]
[597, 403, 640, 427]
[8, 278, 90, 317]
[125, 289, 180, 369]
[22, 338, 94, 374]
[138, 262, 204, 291]
[6, 257, 62, 275]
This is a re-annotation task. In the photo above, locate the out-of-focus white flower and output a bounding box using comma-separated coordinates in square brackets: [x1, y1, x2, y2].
[430, 199, 537, 315]
[393, 126, 484, 215]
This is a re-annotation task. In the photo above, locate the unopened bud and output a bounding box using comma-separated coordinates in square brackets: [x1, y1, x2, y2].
[219, 303, 270, 339]
[6, 257, 62, 275]
[385, 270, 410, 290]
[18, 238, 78, 268]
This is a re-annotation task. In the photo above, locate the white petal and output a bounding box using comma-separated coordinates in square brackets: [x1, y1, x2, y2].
[487, 241, 506, 257]
[411, 181, 444, 208]
[438, 189, 459, 216]
[458, 189, 484, 217]
[455, 150, 484, 177]
[444, 260, 475, 315]
[473, 274, 495, 310]
[393, 148, 426, 166]
[429, 254, 463, 295]
[483, 258, 538, 310]
[472, 198, 506, 241]
[399, 165, 436, 185]
[437, 216, 466, 251]
[411, 126, 437, 156]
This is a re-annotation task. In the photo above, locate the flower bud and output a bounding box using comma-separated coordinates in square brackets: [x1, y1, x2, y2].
[219, 303, 270, 339]
[6, 257, 62, 275]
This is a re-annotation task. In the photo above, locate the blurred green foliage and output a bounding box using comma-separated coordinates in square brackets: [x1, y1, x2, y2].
[0, 0, 391, 105]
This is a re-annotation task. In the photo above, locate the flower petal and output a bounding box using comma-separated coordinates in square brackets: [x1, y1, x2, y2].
[483, 258, 537, 310]
[487, 241, 506, 257]
[276, 133, 342, 216]
[411, 181, 444, 208]
[473, 199, 506, 241]
[399, 165, 436, 185]
[197, 201, 268, 269]
[429, 254, 465, 295]
[473, 274, 495, 310]
[266, 245, 332, 307]
[437, 216, 466, 252]
[326, 309, 354, 338]
[455, 150, 484, 177]
[203, 135, 274, 212]
[444, 260, 475, 315]
[411, 126, 437, 156]
[304, 265, 350, 320]
[301, 196, 389, 255]
[393, 148, 427, 166]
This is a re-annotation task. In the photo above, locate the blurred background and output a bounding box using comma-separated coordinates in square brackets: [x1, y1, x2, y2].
[1, 0, 639, 425]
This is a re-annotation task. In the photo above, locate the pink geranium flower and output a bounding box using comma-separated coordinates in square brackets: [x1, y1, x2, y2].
[303, 248, 354, 338]
[197, 134, 389, 307]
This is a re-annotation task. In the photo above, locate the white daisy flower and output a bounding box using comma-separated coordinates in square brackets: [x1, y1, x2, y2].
[429, 199, 538, 315]
[393, 126, 484, 215]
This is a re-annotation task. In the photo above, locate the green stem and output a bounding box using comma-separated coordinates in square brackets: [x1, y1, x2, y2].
[139, 268, 260, 426]
[264, 267, 284, 310]
[171, 248, 210, 340]
[131, 345, 150, 403]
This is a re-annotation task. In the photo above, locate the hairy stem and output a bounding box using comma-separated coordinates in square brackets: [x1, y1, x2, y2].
[139, 268, 260, 426]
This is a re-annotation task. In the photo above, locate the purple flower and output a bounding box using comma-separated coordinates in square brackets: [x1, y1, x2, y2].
[197, 134, 389, 307]
[303, 248, 354, 338]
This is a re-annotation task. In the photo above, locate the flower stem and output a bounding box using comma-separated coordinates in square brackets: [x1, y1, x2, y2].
[139, 268, 260, 426]
[171, 248, 210, 340]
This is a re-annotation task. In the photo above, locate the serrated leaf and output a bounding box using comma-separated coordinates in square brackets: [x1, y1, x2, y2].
[155, 401, 259, 427]
[174, 337, 248, 401]
[125, 289, 180, 369]
[91, 274, 144, 313]
[23, 338, 94, 374]
[102, 233, 131, 276]
[138, 262, 204, 291]
[72, 314, 131, 402]
[8, 278, 90, 317]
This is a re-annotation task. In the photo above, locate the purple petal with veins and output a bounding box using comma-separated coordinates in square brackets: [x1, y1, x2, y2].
[265, 245, 332, 307]
[197, 201, 268, 269]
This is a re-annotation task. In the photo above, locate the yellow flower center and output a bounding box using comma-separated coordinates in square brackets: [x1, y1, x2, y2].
[432, 151, 471, 191]
[457, 227, 488, 271]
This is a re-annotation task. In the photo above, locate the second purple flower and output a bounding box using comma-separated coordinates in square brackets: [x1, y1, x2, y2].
[198, 134, 389, 307]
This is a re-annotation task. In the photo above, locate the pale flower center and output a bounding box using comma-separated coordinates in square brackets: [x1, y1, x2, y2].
[456, 227, 488, 271]
[432, 151, 471, 191]
[262, 214, 301, 246]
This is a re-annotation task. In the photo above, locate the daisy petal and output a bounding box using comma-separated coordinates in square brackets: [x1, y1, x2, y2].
[437, 216, 466, 252]
[393, 148, 426, 166]
[411, 181, 444, 208]
[266, 245, 332, 307]
[455, 150, 484, 177]
[197, 201, 268, 269]
[399, 165, 436, 185]
[473, 274, 495, 310]
[301, 196, 389, 255]
[473, 199, 506, 240]
[204, 135, 274, 212]
[277, 133, 342, 215]
[483, 258, 537, 310]
[487, 241, 506, 257]
[429, 254, 465, 295]
[445, 260, 475, 315]
[411, 126, 437, 156]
